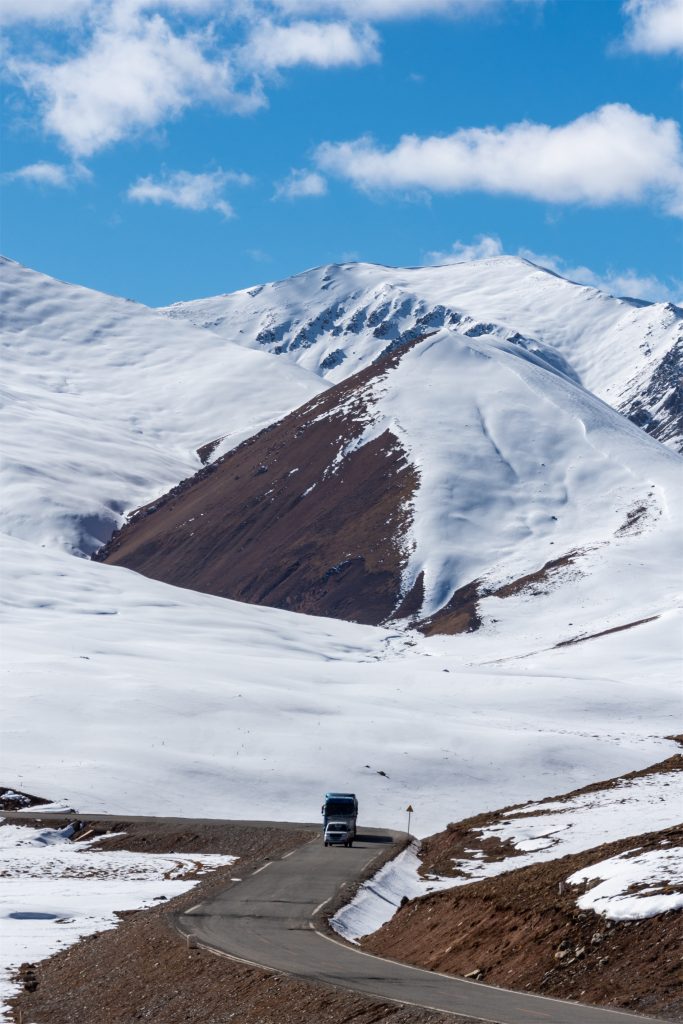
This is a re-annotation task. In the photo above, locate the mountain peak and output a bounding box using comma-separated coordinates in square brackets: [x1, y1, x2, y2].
[160, 256, 682, 451]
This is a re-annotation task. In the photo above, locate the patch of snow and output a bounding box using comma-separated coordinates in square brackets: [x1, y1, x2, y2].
[0, 819, 236, 1019]
[452, 770, 682, 881]
[568, 846, 683, 921]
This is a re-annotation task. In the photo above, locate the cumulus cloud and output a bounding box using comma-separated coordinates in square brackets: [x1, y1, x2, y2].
[423, 234, 681, 304]
[2, 0, 550, 157]
[2, 160, 91, 187]
[8, 12, 262, 157]
[4, 162, 69, 187]
[127, 168, 251, 217]
[518, 247, 682, 304]
[242, 19, 379, 71]
[274, 168, 327, 199]
[315, 104, 683, 215]
[424, 234, 504, 264]
[620, 0, 683, 55]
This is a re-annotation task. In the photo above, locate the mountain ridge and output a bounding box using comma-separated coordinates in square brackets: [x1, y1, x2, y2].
[95, 324, 682, 644]
[160, 256, 683, 452]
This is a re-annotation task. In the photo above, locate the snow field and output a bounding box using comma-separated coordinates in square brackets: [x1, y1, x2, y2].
[0, 257, 325, 554]
[2, 534, 679, 836]
[0, 821, 236, 1020]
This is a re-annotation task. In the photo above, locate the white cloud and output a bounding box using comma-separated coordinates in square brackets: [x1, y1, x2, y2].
[423, 234, 681, 304]
[0, 0, 91, 25]
[518, 248, 682, 304]
[9, 13, 261, 157]
[269, 0, 542, 20]
[424, 233, 504, 264]
[247, 247, 272, 262]
[2, 160, 91, 187]
[274, 168, 327, 199]
[127, 168, 250, 217]
[2, 0, 546, 158]
[4, 162, 68, 187]
[242, 19, 379, 71]
[315, 104, 683, 215]
[621, 0, 683, 55]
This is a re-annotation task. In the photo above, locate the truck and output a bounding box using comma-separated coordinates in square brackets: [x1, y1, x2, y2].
[321, 792, 358, 845]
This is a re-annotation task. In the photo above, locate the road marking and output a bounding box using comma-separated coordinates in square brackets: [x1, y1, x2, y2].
[196, 940, 274, 973]
[186, 904, 202, 914]
[312, 897, 331, 917]
[251, 862, 272, 875]
[282, 849, 297, 859]
[202, 933, 497, 1019]
[189, 932, 483, 1021]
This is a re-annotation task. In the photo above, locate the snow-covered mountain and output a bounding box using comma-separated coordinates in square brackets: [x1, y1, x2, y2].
[98, 326, 682, 651]
[0, 257, 326, 555]
[1, 254, 680, 843]
[160, 257, 683, 451]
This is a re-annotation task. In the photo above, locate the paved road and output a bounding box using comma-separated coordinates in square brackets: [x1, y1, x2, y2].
[1, 810, 320, 830]
[178, 827, 663, 1024]
[6, 812, 664, 1022]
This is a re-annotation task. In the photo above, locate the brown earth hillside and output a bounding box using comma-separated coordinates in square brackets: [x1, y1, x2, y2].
[94, 341, 423, 625]
[361, 755, 683, 1021]
[363, 825, 682, 1021]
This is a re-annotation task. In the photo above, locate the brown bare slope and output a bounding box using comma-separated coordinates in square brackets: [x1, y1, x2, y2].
[362, 756, 683, 1020]
[363, 825, 682, 1021]
[95, 342, 421, 625]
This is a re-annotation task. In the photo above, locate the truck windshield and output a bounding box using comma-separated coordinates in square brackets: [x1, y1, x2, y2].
[325, 801, 354, 815]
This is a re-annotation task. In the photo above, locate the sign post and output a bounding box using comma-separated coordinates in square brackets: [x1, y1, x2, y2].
[406, 804, 414, 836]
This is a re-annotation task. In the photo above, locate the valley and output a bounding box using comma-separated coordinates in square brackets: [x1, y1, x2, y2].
[1, 254, 681, 1022]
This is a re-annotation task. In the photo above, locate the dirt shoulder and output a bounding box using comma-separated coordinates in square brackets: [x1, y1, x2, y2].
[10, 820, 472, 1024]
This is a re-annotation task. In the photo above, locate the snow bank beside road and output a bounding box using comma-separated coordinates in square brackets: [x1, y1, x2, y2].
[331, 842, 457, 943]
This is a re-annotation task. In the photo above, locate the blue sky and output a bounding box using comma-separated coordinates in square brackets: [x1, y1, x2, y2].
[2, 0, 682, 306]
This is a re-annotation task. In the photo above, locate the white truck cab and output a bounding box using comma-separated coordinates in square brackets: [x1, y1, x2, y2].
[324, 821, 353, 847]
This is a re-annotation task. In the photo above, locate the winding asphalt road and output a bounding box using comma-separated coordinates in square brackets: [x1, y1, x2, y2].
[8, 812, 665, 1022]
[175, 825, 664, 1024]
